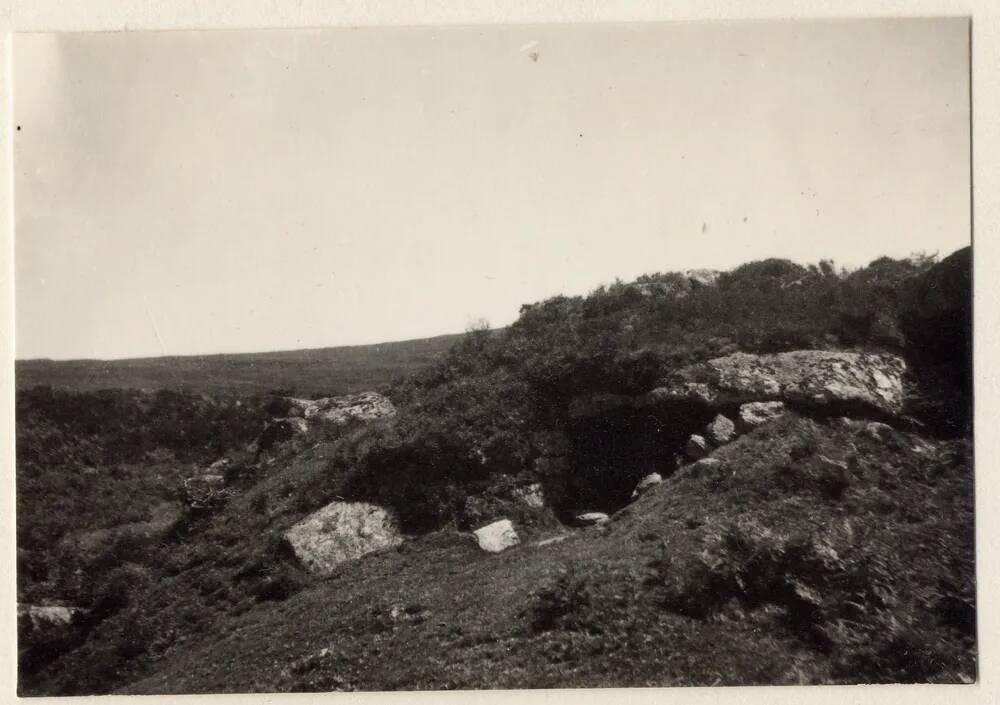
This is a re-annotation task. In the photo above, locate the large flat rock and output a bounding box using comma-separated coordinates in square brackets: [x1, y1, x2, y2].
[651, 350, 906, 416]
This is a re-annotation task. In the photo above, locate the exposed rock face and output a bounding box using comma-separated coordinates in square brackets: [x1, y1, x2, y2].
[706, 414, 736, 445]
[654, 351, 906, 416]
[685, 269, 721, 288]
[473, 519, 520, 553]
[631, 473, 663, 500]
[575, 512, 610, 526]
[685, 434, 709, 460]
[285, 392, 396, 426]
[739, 401, 787, 430]
[285, 502, 403, 575]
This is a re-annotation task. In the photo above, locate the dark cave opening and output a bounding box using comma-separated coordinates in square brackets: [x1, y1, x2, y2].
[556, 400, 718, 516]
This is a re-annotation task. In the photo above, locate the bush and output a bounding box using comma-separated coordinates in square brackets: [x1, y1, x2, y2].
[529, 569, 593, 632]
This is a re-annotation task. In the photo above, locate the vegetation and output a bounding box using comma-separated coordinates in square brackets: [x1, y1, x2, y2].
[15, 248, 973, 694]
[332, 250, 967, 531]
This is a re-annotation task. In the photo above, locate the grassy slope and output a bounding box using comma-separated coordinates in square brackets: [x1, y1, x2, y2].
[17, 251, 973, 694]
[16, 333, 465, 397]
[121, 414, 974, 693]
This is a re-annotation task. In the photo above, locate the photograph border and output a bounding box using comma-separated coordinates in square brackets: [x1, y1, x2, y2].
[1, 2, 996, 704]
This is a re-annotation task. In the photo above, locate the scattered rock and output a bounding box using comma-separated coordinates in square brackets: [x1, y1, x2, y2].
[473, 519, 520, 553]
[836, 416, 863, 429]
[535, 535, 570, 548]
[864, 422, 894, 442]
[653, 350, 906, 416]
[705, 414, 736, 444]
[817, 454, 849, 471]
[739, 401, 787, 430]
[685, 434, 709, 460]
[285, 502, 404, 575]
[390, 603, 430, 623]
[574, 512, 610, 526]
[631, 473, 663, 500]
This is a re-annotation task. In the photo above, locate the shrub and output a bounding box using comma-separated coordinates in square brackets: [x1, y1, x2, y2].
[529, 569, 593, 632]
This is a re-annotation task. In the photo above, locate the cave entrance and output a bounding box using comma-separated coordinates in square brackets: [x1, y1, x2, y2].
[559, 400, 717, 516]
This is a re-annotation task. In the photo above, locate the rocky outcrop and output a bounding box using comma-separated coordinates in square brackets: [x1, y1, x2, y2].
[631, 473, 663, 499]
[738, 401, 787, 430]
[17, 604, 83, 650]
[634, 270, 720, 300]
[473, 519, 520, 553]
[653, 350, 906, 417]
[260, 392, 396, 453]
[285, 502, 403, 575]
[285, 392, 396, 426]
[685, 269, 721, 288]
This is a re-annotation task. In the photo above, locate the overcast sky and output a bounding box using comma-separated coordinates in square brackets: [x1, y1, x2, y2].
[14, 19, 970, 360]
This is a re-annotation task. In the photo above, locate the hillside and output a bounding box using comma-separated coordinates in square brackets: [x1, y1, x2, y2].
[16, 333, 466, 397]
[15, 248, 974, 694]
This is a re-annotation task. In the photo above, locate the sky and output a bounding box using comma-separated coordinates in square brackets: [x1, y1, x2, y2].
[14, 19, 970, 360]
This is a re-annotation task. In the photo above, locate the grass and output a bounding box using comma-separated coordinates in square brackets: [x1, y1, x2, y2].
[16, 333, 465, 397]
[95, 414, 974, 693]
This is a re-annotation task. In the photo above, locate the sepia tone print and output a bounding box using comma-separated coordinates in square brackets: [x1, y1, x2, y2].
[14, 19, 972, 695]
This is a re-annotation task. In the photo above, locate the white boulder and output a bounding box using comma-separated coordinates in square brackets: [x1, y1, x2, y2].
[473, 519, 520, 553]
[285, 502, 403, 575]
[706, 414, 736, 444]
[574, 512, 610, 526]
